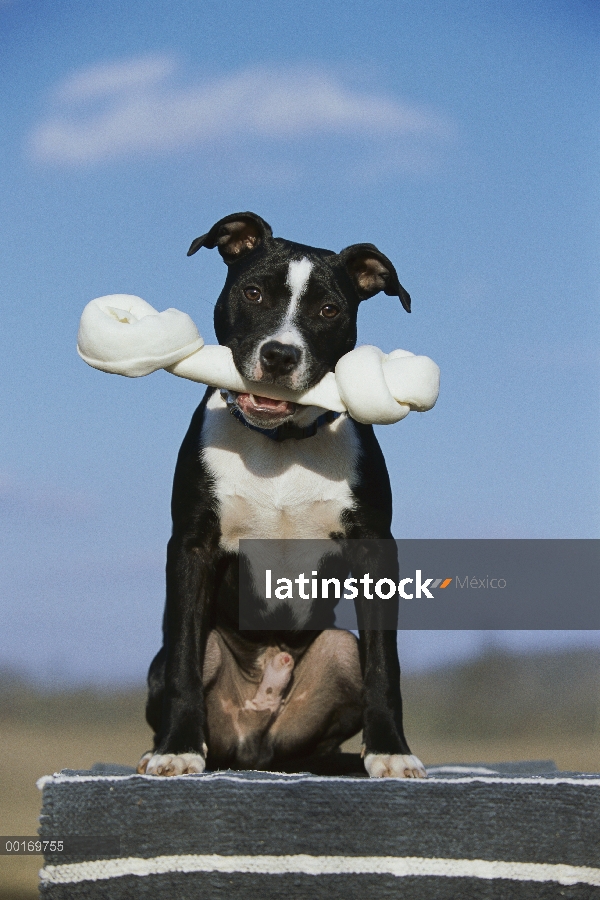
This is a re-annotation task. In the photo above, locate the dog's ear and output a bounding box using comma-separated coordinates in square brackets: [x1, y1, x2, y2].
[338, 243, 411, 312]
[187, 212, 273, 264]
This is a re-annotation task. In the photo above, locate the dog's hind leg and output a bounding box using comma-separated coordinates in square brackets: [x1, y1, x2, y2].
[265, 630, 363, 764]
[202, 629, 224, 685]
[204, 642, 296, 769]
[232, 651, 295, 767]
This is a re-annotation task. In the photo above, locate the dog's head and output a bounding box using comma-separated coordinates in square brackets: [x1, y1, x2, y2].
[188, 212, 411, 428]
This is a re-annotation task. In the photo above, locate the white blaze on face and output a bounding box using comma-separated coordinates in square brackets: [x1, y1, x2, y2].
[253, 257, 314, 384]
[286, 258, 313, 314]
[273, 257, 313, 346]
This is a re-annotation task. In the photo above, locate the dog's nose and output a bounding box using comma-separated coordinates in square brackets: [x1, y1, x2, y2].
[260, 341, 301, 376]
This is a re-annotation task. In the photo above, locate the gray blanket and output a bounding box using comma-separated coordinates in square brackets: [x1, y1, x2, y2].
[38, 759, 600, 899]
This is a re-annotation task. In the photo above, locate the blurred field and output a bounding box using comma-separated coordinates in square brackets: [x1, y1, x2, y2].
[1, 648, 599, 899]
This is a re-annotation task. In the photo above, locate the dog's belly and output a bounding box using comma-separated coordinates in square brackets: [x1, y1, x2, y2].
[201, 391, 360, 552]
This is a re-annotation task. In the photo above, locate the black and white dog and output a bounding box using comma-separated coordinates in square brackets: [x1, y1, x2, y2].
[138, 212, 426, 779]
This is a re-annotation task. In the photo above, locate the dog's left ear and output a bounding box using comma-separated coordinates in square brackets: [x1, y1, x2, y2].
[338, 243, 411, 312]
[187, 212, 273, 264]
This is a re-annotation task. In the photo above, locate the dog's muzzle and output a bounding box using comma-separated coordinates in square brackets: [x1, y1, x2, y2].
[259, 341, 302, 379]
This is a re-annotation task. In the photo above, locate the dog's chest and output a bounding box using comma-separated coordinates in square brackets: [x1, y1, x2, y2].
[201, 393, 360, 552]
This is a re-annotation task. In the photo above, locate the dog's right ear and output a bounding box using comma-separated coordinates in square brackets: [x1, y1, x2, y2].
[187, 212, 273, 264]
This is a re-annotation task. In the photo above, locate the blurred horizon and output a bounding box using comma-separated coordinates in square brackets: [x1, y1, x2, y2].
[3, 643, 600, 746]
[1, 0, 598, 684]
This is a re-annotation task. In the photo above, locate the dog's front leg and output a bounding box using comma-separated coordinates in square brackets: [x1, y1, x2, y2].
[142, 535, 217, 776]
[358, 629, 425, 778]
[353, 543, 427, 779]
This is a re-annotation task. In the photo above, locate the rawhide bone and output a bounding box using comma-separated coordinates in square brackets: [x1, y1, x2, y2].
[77, 295, 440, 426]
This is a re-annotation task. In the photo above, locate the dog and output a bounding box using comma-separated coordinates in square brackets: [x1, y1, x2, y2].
[137, 212, 426, 779]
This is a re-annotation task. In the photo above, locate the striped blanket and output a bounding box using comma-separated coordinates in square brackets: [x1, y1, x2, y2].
[38, 760, 600, 899]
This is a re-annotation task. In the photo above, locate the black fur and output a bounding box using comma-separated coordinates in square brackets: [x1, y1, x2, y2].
[145, 213, 414, 768]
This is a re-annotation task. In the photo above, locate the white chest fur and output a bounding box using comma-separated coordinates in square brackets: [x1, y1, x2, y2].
[201, 392, 360, 553]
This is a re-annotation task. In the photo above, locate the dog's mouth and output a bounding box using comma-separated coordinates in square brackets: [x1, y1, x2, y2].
[234, 392, 298, 427]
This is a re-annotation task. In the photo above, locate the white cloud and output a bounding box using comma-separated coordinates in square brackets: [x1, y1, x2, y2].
[29, 55, 453, 165]
[55, 55, 176, 103]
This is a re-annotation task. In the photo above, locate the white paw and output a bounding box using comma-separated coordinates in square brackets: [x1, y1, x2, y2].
[140, 747, 207, 777]
[364, 752, 427, 778]
[136, 751, 153, 774]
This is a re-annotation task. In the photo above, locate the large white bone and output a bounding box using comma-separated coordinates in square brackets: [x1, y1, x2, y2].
[77, 294, 440, 425]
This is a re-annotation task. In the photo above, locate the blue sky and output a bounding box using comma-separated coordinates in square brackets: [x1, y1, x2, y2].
[1, 0, 598, 683]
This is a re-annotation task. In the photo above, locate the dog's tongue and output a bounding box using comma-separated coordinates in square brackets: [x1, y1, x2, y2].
[237, 393, 296, 417]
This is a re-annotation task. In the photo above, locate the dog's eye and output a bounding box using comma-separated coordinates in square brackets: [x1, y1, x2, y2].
[243, 287, 262, 303]
[320, 304, 339, 319]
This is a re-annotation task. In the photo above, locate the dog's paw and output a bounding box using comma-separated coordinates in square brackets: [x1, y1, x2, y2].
[136, 752, 153, 774]
[363, 752, 427, 779]
[140, 746, 208, 777]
